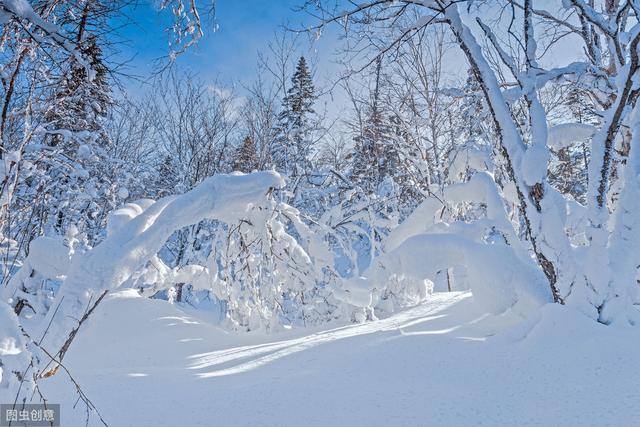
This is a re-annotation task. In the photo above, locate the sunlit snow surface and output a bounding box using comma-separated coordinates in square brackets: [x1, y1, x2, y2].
[40, 290, 640, 426]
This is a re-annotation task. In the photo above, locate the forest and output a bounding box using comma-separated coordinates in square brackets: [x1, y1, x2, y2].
[1, 0, 639, 426]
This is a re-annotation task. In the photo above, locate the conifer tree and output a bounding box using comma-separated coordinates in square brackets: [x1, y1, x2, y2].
[349, 58, 399, 194]
[46, 35, 111, 149]
[38, 34, 114, 242]
[272, 56, 317, 177]
[459, 69, 486, 146]
[233, 136, 259, 173]
[154, 154, 181, 198]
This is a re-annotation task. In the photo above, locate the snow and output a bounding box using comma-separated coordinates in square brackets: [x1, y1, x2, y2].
[3, 0, 640, 422]
[448, 146, 492, 179]
[444, 172, 528, 259]
[2, 236, 69, 325]
[522, 143, 550, 186]
[117, 187, 129, 199]
[372, 168, 541, 318]
[600, 106, 640, 324]
[34, 290, 640, 426]
[77, 144, 92, 160]
[106, 200, 153, 237]
[26, 236, 69, 278]
[0, 336, 20, 356]
[30, 171, 285, 378]
[384, 196, 442, 252]
[367, 233, 550, 316]
[548, 123, 596, 150]
[0, 0, 59, 34]
[0, 301, 28, 391]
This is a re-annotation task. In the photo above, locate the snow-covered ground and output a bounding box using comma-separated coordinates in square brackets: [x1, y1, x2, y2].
[41, 290, 640, 426]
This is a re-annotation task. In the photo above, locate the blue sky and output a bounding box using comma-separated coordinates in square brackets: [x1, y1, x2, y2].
[111, 1, 579, 94]
[113, 1, 335, 86]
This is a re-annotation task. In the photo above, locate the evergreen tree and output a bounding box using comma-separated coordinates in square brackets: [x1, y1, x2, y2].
[272, 56, 317, 177]
[37, 34, 115, 242]
[45, 35, 111, 150]
[153, 154, 181, 198]
[459, 69, 486, 146]
[350, 109, 393, 193]
[349, 58, 400, 194]
[233, 136, 258, 173]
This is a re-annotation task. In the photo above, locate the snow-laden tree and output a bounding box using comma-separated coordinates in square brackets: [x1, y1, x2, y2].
[211, 198, 342, 330]
[125, 194, 346, 331]
[233, 136, 259, 173]
[38, 35, 116, 243]
[272, 56, 318, 179]
[0, 0, 248, 410]
[0, 171, 286, 400]
[307, 0, 640, 324]
[385, 24, 462, 190]
[349, 58, 402, 194]
[139, 72, 242, 274]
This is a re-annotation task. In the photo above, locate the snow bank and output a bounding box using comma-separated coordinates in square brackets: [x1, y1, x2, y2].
[39, 289, 640, 427]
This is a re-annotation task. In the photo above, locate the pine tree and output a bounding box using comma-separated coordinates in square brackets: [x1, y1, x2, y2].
[350, 109, 392, 193]
[349, 58, 399, 194]
[153, 154, 180, 198]
[272, 56, 317, 177]
[459, 69, 486, 145]
[233, 136, 258, 173]
[38, 34, 114, 242]
[45, 35, 111, 150]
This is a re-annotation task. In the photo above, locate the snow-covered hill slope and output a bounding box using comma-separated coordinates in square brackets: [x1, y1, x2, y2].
[41, 290, 640, 426]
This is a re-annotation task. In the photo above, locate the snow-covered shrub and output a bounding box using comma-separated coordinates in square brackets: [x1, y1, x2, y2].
[209, 200, 319, 331]
[124, 194, 345, 332]
[332, 153, 551, 319]
[375, 274, 433, 316]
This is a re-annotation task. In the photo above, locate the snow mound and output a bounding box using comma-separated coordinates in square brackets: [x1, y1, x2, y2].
[343, 233, 551, 316]
[26, 236, 70, 278]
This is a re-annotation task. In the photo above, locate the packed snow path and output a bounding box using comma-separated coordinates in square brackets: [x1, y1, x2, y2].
[40, 290, 640, 426]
